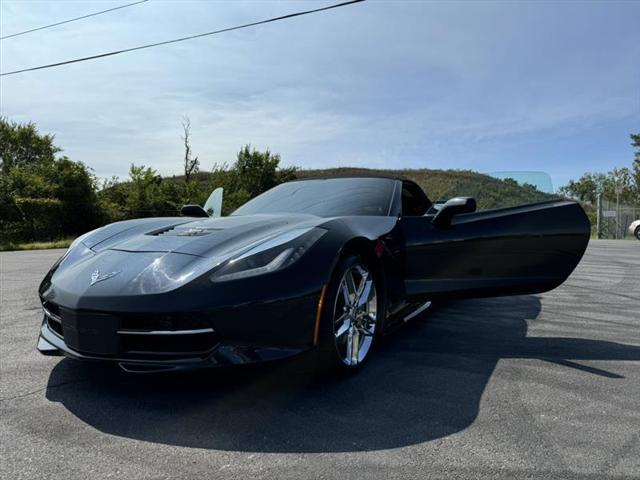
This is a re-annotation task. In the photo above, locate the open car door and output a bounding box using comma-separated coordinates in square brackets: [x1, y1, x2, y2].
[204, 187, 224, 217]
[401, 180, 590, 301]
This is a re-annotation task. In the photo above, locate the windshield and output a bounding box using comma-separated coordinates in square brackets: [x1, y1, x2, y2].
[232, 177, 396, 217]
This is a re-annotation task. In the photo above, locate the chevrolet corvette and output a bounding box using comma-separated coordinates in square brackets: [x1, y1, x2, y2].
[37, 176, 590, 373]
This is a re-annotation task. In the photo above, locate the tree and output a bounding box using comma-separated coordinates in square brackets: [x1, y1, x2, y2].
[0, 118, 103, 241]
[181, 117, 199, 182]
[0, 118, 60, 173]
[559, 133, 640, 207]
[560, 173, 608, 205]
[50, 157, 101, 235]
[631, 133, 640, 193]
[232, 145, 296, 198]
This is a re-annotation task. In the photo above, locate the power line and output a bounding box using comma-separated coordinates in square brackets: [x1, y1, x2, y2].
[0, 0, 149, 40]
[0, 0, 365, 77]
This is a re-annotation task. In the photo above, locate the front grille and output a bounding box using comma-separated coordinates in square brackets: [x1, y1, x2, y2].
[43, 300, 60, 318]
[42, 302, 218, 359]
[118, 313, 218, 358]
[119, 314, 210, 332]
[46, 314, 64, 337]
[43, 301, 63, 337]
[120, 330, 218, 356]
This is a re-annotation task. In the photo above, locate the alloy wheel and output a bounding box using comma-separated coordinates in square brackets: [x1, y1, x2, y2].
[332, 264, 377, 366]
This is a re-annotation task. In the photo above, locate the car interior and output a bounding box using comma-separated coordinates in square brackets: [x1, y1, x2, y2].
[401, 181, 432, 216]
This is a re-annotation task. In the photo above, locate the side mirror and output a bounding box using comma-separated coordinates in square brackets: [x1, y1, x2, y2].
[432, 197, 476, 228]
[180, 204, 209, 217]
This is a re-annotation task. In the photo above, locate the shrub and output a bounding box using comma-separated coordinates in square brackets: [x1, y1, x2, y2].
[13, 197, 65, 241]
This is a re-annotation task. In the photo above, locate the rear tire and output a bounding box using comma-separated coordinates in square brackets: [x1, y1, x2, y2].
[635, 226, 640, 240]
[315, 254, 383, 375]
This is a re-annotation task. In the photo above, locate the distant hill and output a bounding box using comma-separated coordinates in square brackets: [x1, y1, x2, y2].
[134, 167, 559, 213]
[294, 167, 558, 210]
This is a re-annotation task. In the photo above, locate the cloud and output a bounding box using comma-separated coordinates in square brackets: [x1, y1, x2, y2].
[1, 0, 638, 187]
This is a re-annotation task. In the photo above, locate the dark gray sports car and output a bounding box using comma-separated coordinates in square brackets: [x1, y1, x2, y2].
[37, 176, 590, 373]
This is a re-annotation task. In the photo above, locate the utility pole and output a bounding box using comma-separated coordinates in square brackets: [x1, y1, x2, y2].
[596, 192, 601, 239]
[614, 184, 623, 240]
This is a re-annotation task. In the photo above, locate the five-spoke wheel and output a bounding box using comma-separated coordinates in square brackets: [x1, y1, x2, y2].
[315, 254, 382, 373]
[333, 263, 378, 366]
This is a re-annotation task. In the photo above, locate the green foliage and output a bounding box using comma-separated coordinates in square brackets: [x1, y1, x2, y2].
[0, 238, 73, 252]
[0, 118, 102, 242]
[556, 133, 640, 237]
[211, 145, 296, 213]
[631, 133, 640, 194]
[0, 174, 20, 222]
[232, 145, 296, 198]
[0, 117, 60, 173]
[98, 165, 183, 219]
[558, 135, 640, 207]
[4, 115, 636, 249]
[50, 157, 103, 235]
[103, 145, 298, 217]
[13, 197, 65, 241]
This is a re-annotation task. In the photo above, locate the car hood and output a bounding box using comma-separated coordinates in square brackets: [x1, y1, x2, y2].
[85, 214, 325, 258]
[42, 214, 328, 306]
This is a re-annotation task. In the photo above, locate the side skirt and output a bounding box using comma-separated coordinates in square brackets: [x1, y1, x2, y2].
[382, 300, 433, 334]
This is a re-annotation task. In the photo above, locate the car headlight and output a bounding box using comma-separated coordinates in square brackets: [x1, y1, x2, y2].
[210, 227, 327, 282]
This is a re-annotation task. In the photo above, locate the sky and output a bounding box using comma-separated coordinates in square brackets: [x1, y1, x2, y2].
[1, 0, 639, 190]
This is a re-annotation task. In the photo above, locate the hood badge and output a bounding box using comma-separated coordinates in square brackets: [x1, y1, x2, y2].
[90, 269, 120, 286]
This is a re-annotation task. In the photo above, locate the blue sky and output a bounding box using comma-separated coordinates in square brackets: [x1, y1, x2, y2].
[1, 0, 638, 190]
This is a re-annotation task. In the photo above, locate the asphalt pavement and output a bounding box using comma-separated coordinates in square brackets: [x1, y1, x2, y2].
[1, 240, 639, 479]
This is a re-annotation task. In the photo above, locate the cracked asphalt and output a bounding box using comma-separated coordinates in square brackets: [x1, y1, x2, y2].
[1, 240, 639, 479]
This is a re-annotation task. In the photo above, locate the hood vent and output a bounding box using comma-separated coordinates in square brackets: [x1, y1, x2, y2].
[148, 226, 177, 236]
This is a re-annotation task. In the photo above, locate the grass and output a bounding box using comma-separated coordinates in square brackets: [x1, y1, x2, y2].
[0, 238, 73, 252]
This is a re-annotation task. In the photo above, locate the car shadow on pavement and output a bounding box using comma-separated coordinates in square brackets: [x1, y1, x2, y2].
[45, 295, 640, 453]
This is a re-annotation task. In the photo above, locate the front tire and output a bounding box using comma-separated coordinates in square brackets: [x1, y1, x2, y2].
[635, 226, 640, 240]
[315, 254, 383, 374]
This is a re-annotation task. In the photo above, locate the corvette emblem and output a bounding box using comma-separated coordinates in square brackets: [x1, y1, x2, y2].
[90, 269, 120, 286]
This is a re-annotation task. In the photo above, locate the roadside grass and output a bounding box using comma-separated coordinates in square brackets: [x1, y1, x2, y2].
[0, 239, 73, 252]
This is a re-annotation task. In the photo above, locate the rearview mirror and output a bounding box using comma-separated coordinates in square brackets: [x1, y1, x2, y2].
[432, 197, 476, 228]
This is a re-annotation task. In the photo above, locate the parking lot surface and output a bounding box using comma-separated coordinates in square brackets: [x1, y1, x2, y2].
[1, 240, 639, 479]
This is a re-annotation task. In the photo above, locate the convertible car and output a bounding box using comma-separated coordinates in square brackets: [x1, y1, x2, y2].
[37, 176, 590, 373]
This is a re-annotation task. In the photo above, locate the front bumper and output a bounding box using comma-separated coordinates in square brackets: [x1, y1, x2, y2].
[37, 292, 319, 373]
[38, 322, 303, 372]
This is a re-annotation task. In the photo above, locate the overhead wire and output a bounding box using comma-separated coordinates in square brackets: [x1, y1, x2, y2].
[0, 0, 365, 77]
[0, 0, 150, 40]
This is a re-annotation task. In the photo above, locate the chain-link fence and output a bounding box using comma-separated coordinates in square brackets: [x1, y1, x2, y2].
[597, 197, 640, 239]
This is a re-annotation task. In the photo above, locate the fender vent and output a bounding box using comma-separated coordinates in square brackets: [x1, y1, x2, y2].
[147, 226, 177, 236]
